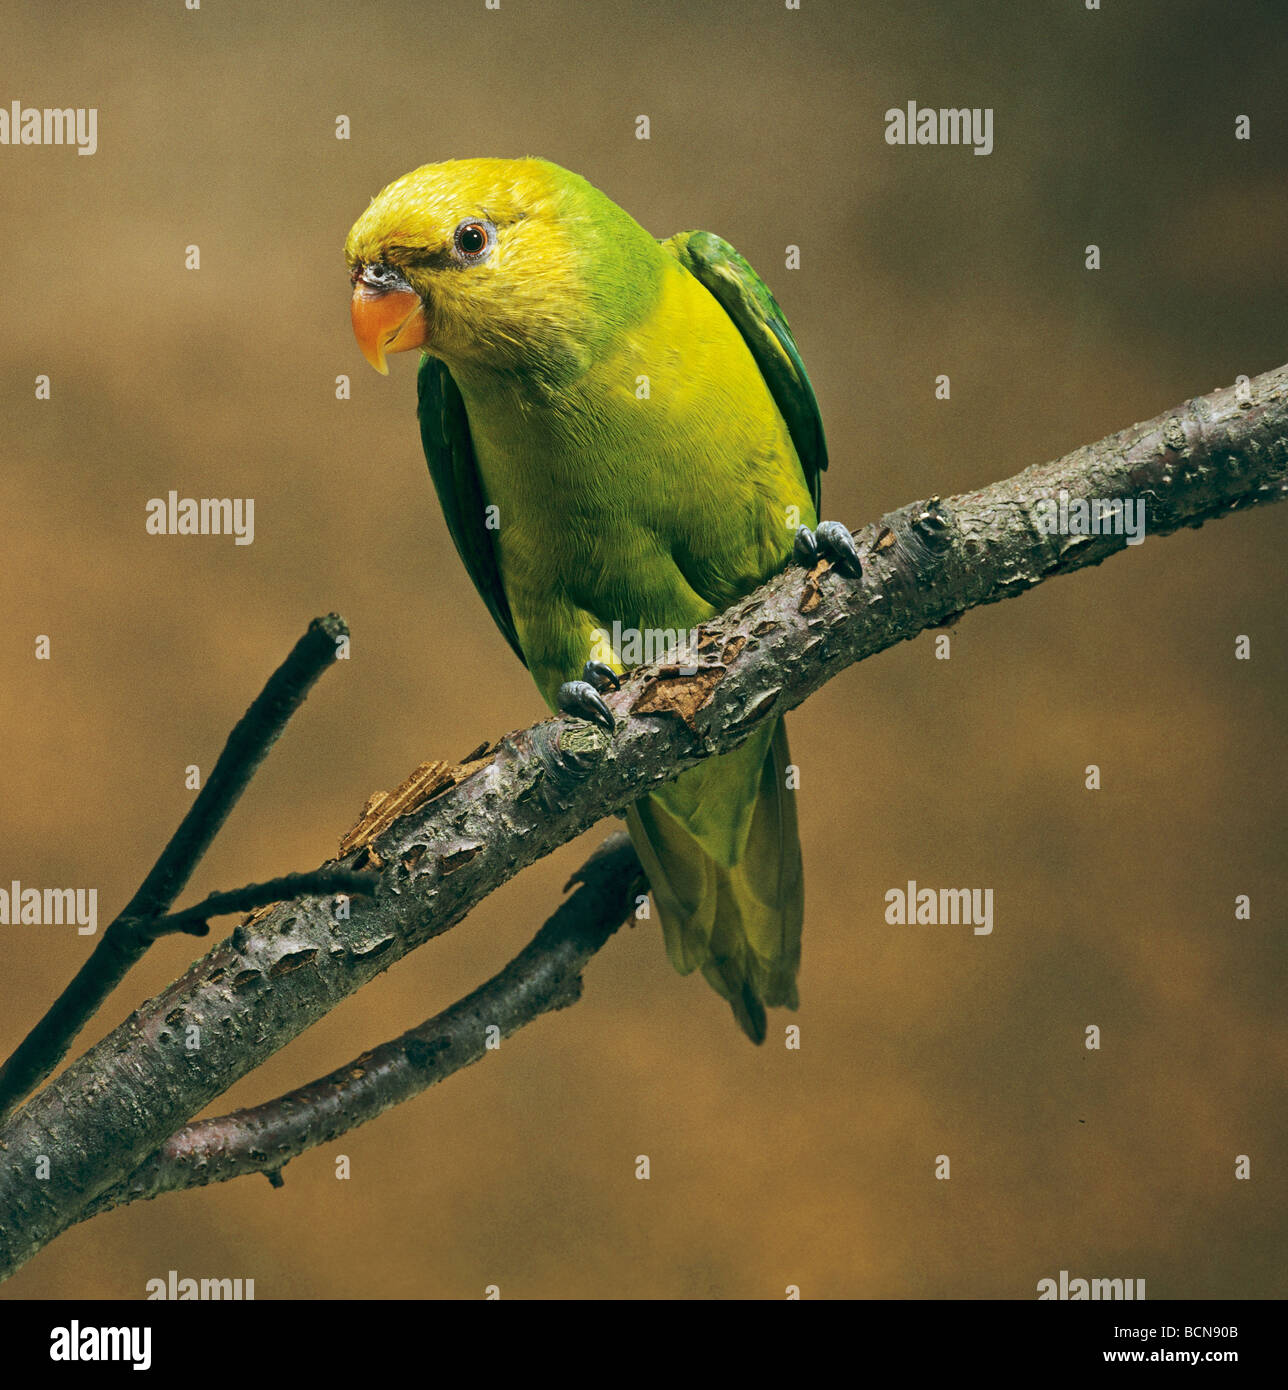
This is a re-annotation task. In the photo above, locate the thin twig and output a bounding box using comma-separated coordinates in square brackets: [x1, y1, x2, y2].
[0, 614, 350, 1121]
[143, 869, 379, 939]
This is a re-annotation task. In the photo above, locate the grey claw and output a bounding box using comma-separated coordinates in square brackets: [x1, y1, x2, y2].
[558, 679, 615, 733]
[792, 525, 818, 566]
[582, 660, 621, 692]
[815, 520, 863, 579]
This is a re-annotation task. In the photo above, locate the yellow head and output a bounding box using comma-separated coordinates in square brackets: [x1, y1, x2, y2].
[345, 156, 660, 379]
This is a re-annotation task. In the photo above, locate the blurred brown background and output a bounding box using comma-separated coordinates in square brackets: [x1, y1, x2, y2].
[1, 0, 1284, 1299]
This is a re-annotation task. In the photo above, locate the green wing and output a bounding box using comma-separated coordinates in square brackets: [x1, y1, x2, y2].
[663, 229, 827, 514]
[416, 353, 526, 666]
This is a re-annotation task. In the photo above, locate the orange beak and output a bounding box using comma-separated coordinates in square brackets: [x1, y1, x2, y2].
[350, 282, 427, 375]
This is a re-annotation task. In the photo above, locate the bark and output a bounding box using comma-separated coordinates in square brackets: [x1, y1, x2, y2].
[80, 834, 645, 1216]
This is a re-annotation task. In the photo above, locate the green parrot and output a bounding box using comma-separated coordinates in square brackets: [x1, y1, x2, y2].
[345, 157, 860, 1042]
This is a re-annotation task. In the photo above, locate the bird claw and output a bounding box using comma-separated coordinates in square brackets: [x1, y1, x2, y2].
[817, 520, 863, 577]
[581, 659, 621, 693]
[557, 679, 616, 733]
[792, 525, 818, 566]
[794, 520, 862, 579]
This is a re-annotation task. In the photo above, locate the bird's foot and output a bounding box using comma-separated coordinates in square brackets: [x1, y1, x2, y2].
[793, 520, 862, 578]
[556, 660, 621, 734]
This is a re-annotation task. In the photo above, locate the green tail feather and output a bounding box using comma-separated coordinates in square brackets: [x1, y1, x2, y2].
[625, 718, 803, 1043]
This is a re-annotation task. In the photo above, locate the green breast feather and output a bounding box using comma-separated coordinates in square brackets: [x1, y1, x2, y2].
[415, 229, 827, 665]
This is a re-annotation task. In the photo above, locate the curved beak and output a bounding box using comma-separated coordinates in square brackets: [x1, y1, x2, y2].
[350, 276, 427, 375]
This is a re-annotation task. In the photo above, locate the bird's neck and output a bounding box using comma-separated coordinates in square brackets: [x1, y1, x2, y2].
[449, 359, 603, 500]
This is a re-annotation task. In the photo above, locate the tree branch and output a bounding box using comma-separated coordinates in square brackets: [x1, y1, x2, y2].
[0, 365, 1284, 1282]
[80, 833, 645, 1216]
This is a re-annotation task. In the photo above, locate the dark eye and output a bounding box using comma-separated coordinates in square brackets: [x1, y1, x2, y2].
[453, 219, 494, 262]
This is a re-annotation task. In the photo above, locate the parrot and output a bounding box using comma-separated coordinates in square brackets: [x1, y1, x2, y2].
[344, 157, 860, 1042]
